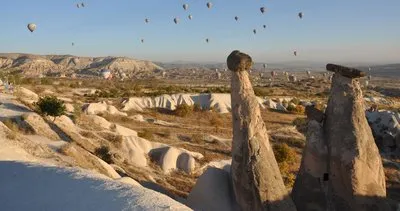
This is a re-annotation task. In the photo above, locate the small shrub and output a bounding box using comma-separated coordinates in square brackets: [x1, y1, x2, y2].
[95, 146, 113, 164]
[273, 143, 296, 164]
[287, 105, 305, 114]
[35, 96, 66, 121]
[191, 133, 204, 144]
[138, 129, 153, 140]
[209, 114, 223, 133]
[193, 103, 202, 112]
[254, 87, 272, 97]
[2, 119, 20, 132]
[174, 104, 193, 117]
[160, 129, 172, 138]
[273, 143, 297, 187]
[293, 117, 308, 134]
[290, 98, 301, 105]
[6, 131, 17, 140]
[79, 131, 97, 139]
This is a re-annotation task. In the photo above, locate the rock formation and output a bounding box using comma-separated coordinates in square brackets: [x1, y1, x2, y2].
[228, 50, 296, 211]
[293, 63, 390, 211]
[292, 106, 328, 211]
[325, 63, 389, 211]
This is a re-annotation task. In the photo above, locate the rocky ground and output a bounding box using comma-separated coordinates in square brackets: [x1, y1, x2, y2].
[0, 68, 399, 210]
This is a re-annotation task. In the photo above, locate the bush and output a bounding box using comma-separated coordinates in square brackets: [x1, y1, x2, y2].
[174, 104, 193, 117]
[35, 96, 66, 121]
[193, 103, 202, 112]
[273, 143, 296, 164]
[209, 114, 223, 133]
[287, 105, 305, 114]
[138, 129, 153, 140]
[95, 146, 113, 164]
[191, 133, 204, 144]
[2, 119, 20, 132]
[293, 117, 307, 134]
[273, 143, 297, 187]
[290, 98, 301, 105]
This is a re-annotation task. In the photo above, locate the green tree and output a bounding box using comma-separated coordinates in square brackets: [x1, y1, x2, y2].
[35, 96, 66, 122]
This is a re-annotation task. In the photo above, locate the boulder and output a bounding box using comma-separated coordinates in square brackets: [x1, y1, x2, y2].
[228, 50, 296, 211]
[366, 110, 400, 152]
[187, 167, 240, 211]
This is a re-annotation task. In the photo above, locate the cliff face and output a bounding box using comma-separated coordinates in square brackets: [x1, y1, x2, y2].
[0, 53, 163, 77]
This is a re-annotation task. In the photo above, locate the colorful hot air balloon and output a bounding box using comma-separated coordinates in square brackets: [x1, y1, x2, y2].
[27, 23, 36, 32]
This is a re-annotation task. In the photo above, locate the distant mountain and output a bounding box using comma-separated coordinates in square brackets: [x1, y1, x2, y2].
[357, 63, 400, 78]
[0, 53, 163, 77]
[159, 61, 326, 72]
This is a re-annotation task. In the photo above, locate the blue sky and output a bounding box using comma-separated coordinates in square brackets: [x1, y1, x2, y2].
[0, 0, 399, 63]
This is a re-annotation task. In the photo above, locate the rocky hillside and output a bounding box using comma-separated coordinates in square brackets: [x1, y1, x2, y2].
[0, 53, 163, 77]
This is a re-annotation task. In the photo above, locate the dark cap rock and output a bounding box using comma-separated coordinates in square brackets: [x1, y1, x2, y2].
[227, 50, 253, 72]
[306, 106, 324, 122]
[326, 63, 366, 78]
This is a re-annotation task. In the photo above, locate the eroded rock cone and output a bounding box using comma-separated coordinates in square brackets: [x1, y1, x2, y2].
[292, 107, 328, 211]
[228, 50, 296, 211]
[324, 65, 389, 211]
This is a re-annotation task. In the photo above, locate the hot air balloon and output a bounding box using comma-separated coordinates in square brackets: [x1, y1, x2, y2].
[174, 18, 179, 24]
[183, 4, 189, 10]
[81, 3, 85, 7]
[260, 7, 266, 14]
[27, 23, 36, 32]
[263, 25, 266, 29]
[145, 18, 149, 23]
[306, 70, 311, 78]
[206, 38, 209, 43]
[141, 39, 144, 43]
[298, 12, 303, 19]
[76, 4, 80, 8]
[294, 51, 297, 56]
[235, 16, 239, 21]
[72, 42, 74, 46]
[207, 2, 212, 9]
[263, 64, 267, 69]
[253, 29, 257, 34]
[188, 15, 193, 20]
